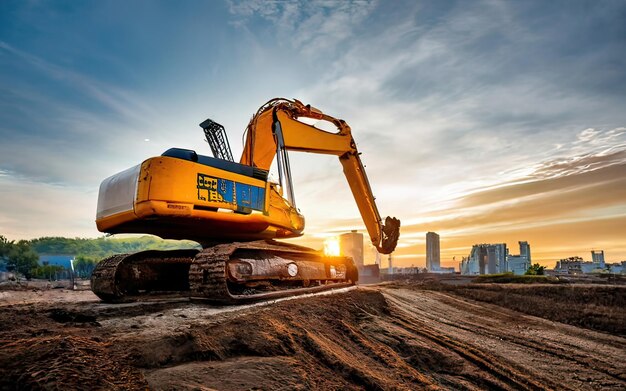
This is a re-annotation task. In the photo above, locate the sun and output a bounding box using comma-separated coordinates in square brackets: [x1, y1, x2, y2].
[323, 237, 341, 256]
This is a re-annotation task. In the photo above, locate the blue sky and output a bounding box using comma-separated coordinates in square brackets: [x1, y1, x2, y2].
[1, 0, 625, 266]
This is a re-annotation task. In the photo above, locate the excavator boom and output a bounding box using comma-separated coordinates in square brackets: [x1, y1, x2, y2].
[240, 98, 400, 254]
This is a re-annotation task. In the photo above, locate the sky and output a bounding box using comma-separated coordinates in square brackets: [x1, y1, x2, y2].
[1, 0, 625, 268]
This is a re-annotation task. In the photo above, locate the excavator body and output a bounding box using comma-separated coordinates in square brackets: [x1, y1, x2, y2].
[92, 98, 400, 304]
[96, 149, 304, 243]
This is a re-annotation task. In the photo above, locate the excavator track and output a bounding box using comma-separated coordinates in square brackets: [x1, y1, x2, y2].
[91, 249, 199, 303]
[90, 254, 129, 302]
[91, 241, 357, 304]
[189, 241, 357, 305]
[189, 247, 230, 302]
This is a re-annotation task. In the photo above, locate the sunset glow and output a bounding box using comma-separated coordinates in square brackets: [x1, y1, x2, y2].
[1, 1, 625, 270]
[323, 237, 341, 257]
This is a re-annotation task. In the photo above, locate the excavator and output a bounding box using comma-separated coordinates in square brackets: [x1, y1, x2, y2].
[91, 98, 400, 304]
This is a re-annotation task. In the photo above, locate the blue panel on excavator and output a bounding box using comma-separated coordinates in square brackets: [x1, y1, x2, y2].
[235, 182, 265, 211]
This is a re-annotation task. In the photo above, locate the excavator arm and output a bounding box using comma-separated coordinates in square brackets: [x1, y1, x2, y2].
[240, 98, 400, 254]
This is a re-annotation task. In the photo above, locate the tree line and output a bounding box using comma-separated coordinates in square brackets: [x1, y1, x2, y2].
[0, 236, 39, 279]
[0, 235, 200, 280]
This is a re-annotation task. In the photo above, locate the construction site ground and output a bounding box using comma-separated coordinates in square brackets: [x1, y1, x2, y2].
[1, 277, 625, 390]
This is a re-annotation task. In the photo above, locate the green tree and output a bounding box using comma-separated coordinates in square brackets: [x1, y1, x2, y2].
[0, 235, 11, 270]
[29, 235, 199, 259]
[32, 264, 65, 280]
[7, 240, 39, 279]
[525, 263, 545, 276]
[74, 255, 99, 278]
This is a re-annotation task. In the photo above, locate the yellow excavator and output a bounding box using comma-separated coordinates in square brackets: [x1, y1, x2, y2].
[91, 98, 400, 304]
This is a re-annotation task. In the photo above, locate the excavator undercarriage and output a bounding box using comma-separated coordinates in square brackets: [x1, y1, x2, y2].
[91, 240, 358, 304]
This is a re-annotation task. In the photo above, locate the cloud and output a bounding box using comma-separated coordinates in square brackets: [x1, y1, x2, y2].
[530, 148, 626, 181]
[290, 145, 626, 267]
[387, 151, 626, 266]
[0, 42, 170, 186]
[0, 41, 155, 123]
[1, 1, 625, 269]
[224, 1, 626, 267]
[228, 0, 377, 57]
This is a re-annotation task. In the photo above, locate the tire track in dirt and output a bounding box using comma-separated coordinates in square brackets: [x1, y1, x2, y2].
[381, 288, 626, 390]
[384, 294, 552, 390]
[400, 289, 626, 383]
[399, 290, 626, 383]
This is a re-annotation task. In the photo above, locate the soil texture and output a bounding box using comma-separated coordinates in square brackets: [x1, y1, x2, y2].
[1, 283, 625, 390]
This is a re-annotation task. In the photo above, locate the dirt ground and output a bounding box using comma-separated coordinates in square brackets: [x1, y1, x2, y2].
[1, 282, 625, 390]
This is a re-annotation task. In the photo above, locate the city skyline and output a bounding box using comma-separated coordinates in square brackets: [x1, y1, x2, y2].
[328, 230, 615, 272]
[1, 1, 625, 268]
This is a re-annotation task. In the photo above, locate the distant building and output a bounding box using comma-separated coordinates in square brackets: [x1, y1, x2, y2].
[339, 230, 364, 268]
[38, 255, 75, 280]
[460, 241, 533, 275]
[339, 230, 382, 281]
[487, 244, 507, 274]
[432, 266, 456, 274]
[591, 250, 605, 268]
[554, 256, 598, 274]
[426, 232, 440, 272]
[460, 243, 509, 275]
[380, 266, 421, 276]
[506, 241, 531, 275]
[39, 255, 75, 270]
[507, 256, 529, 275]
[460, 255, 479, 275]
[519, 241, 531, 263]
[554, 251, 619, 275]
[607, 262, 625, 274]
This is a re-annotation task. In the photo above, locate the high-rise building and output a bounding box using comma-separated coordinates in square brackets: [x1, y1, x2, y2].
[591, 250, 605, 268]
[461, 243, 507, 275]
[339, 230, 364, 267]
[506, 241, 531, 275]
[426, 232, 440, 271]
[461, 241, 531, 275]
[487, 243, 507, 274]
[460, 255, 480, 275]
[519, 241, 531, 263]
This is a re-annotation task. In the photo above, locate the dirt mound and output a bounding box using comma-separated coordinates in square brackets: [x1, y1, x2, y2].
[121, 291, 435, 390]
[1, 286, 625, 390]
[0, 335, 146, 390]
[411, 282, 626, 335]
